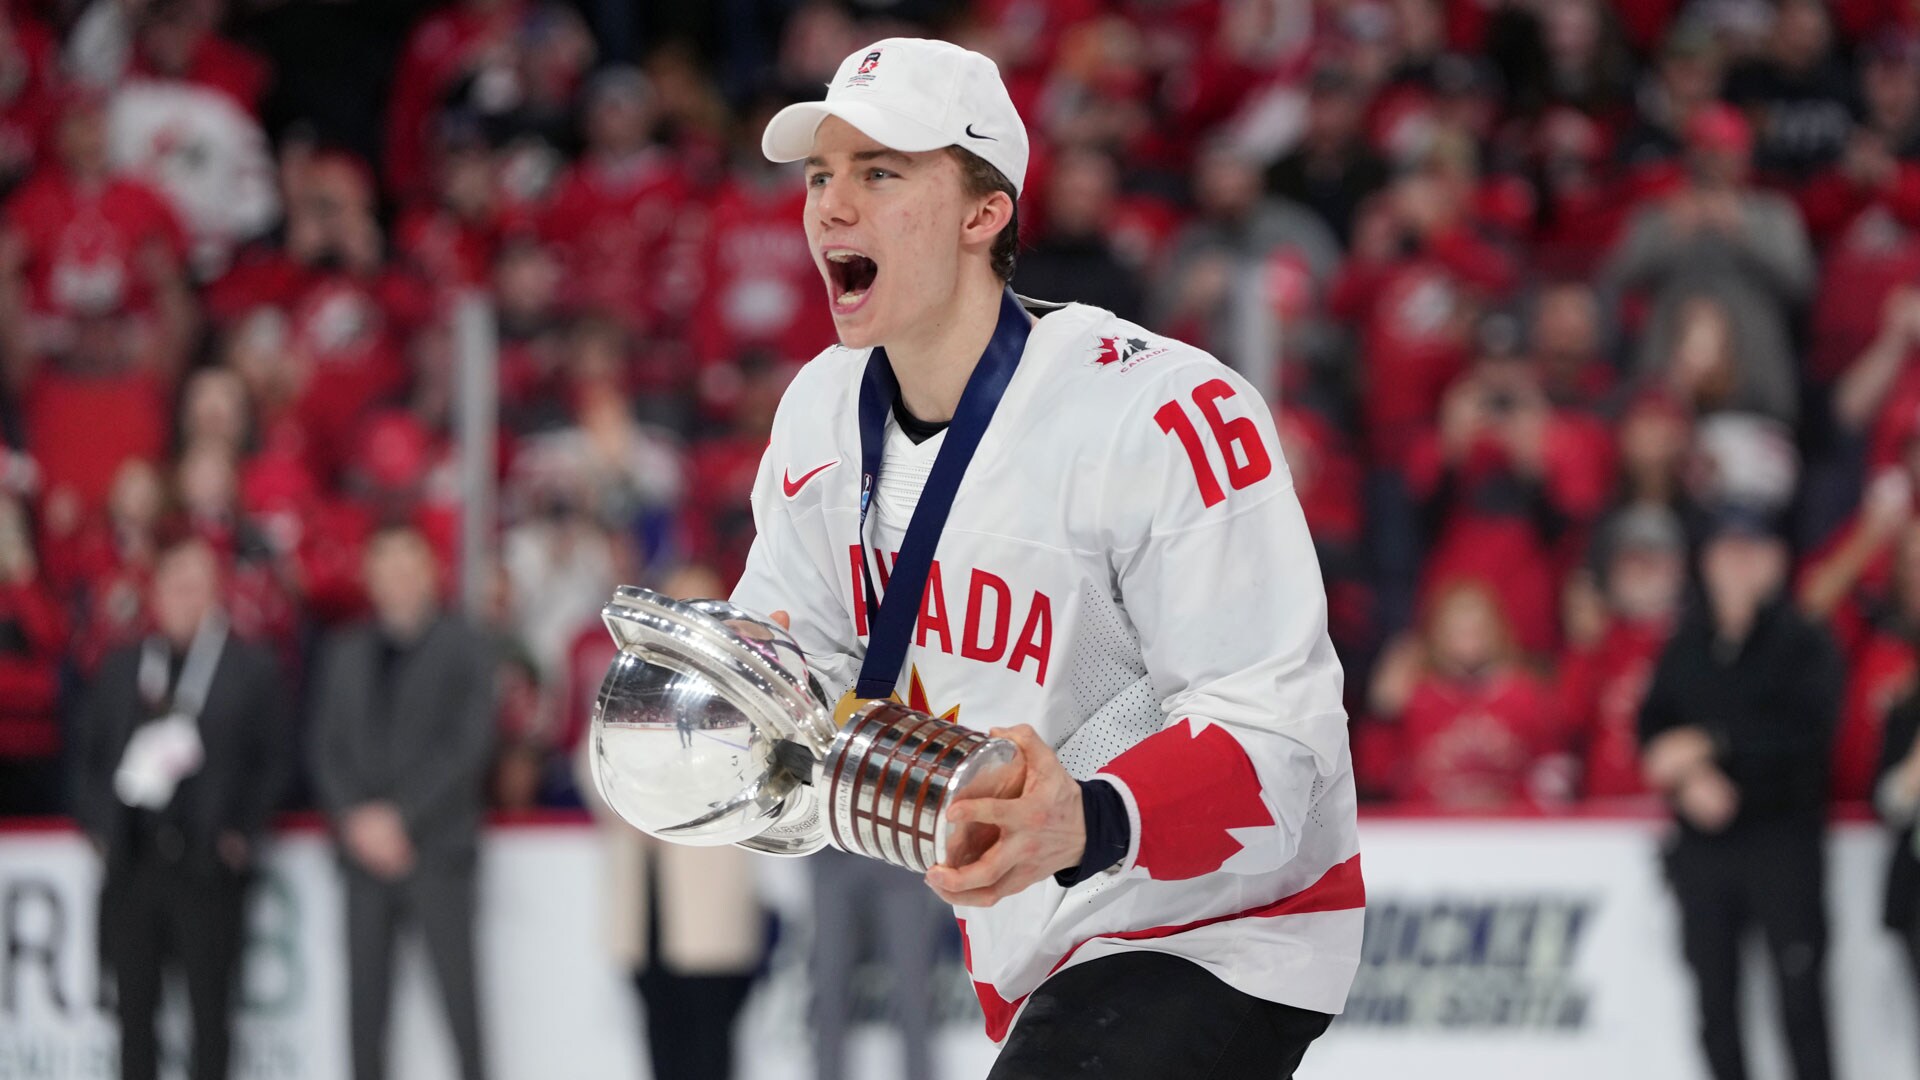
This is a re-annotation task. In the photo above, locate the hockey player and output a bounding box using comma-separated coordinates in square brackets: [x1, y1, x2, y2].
[732, 37, 1363, 1078]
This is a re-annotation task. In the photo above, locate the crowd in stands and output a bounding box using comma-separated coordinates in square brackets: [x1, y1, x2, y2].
[2, 0, 1918, 820]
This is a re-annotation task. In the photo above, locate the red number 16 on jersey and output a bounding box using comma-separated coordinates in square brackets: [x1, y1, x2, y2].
[1153, 378, 1274, 508]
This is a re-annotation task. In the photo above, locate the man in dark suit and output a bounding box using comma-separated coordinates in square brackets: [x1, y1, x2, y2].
[72, 536, 289, 1080]
[311, 526, 495, 1080]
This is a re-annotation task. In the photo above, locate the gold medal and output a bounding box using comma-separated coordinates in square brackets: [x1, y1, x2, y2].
[832, 688, 903, 727]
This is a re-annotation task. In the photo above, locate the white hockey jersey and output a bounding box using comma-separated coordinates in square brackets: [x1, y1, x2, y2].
[731, 300, 1363, 1040]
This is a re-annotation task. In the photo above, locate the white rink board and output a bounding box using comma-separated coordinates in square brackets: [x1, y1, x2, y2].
[0, 818, 1911, 1080]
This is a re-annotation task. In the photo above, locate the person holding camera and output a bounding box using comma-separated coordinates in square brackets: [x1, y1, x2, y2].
[1408, 341, 1609, 654]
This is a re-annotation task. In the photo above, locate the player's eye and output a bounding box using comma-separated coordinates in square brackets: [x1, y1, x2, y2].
[806, 171, 829, 188]
[865, 168, 895, 182]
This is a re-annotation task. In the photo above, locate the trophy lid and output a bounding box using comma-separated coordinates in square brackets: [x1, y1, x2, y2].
[591, 587, 834, 855]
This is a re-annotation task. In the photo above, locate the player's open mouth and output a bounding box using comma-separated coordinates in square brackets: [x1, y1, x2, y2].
[824, 249, 879, 314]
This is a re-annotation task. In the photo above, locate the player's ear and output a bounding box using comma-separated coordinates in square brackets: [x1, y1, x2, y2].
[960, 189, 1015, 249]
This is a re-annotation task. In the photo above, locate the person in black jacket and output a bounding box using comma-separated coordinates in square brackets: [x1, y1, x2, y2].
[1875, 687, 1920, 1048]
[71, 536, 290, 1080]
[1638, 507, 1841, 1080]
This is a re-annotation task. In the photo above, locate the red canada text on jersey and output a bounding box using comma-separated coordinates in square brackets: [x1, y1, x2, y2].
[846, 545, 1054, 687]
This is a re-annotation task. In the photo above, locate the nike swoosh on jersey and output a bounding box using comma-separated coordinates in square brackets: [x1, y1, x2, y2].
[782, 460, 839, 497]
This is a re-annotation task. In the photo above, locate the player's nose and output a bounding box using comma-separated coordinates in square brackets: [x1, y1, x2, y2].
[813, 172, 859, 228]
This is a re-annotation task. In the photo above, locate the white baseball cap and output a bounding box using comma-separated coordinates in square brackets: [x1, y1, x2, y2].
[761, 38, 1029, 197]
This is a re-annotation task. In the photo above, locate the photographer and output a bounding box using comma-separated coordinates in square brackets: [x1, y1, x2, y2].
[1407, 342, 1606, 654]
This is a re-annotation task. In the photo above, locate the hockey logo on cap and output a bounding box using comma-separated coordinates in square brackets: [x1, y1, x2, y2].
[848, 50, 883, 86]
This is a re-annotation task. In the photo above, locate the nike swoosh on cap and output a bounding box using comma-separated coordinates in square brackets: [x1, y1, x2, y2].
[965, 124, 996, 141]
[782, 460, 838, 498]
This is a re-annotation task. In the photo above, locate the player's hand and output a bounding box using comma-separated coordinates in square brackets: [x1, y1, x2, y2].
[924, 724, 1085, 908]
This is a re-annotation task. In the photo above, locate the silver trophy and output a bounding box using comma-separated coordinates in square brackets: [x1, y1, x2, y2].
[589, 586, 1022, 872]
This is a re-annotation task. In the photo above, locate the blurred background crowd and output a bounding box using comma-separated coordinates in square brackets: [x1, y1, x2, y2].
[7, 0, 1920, 1075]
[5, 0, 1920, 822]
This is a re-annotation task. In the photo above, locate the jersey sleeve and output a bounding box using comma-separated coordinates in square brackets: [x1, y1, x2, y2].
[729, 368, 863, 699]
[1088, 359, 1349, 882]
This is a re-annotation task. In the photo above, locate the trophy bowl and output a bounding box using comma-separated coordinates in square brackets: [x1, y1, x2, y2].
[591, 587, 834, 856]
[589, 587, 1024, 872]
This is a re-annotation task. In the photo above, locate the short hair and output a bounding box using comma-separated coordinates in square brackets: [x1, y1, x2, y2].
[364, 523, 435, 568]
[946, 146, 1019, 284]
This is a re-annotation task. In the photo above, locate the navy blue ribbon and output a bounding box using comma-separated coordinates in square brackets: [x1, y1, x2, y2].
[852, 289, 1031, 699]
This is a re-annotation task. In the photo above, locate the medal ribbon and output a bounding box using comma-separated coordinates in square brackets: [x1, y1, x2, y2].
[850, 289, 1030, 702]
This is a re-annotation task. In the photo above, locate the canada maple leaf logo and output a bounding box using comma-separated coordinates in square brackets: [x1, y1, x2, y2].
[1091, 335, 1156, 368]
[1100, 719, 1274, 880]
[901, 664, 960, 722]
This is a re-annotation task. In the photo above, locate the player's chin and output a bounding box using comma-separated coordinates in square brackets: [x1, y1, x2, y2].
[830, 305, 885, 349]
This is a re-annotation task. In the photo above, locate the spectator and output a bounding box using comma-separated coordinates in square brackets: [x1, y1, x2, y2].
[205, 150, 434, 486]
[1806, 207, 1920, 392]
[55, 458, 165, 673]
[1527, 280, 1615, 411]
[1807, 296, 1920, 643]
[67, 0, 270, 116]
[1606, 103, 1814, 426]
[1559, 506, 1687, 799]
[13, 302, 179, 526]
[686, 91, 838, 390]
[0, 7, 58, 196]
[1503, 0, 1634, 121]
[506, 316, 683, 535]
[310, 526, 494, 1080]
[540, 66, 694, 343]
[1156, 139, 1342, 400]
[0, 491, 65, 815]
[1408, 340, 1610, 653]
[683, 352, 790, 585]
[1828, 519, 1920, 804]
[1797, 32, 1920, 246]
[1330, 147, 1519, 470]
[1873, 683, 1920, 1054]
[1858, 31, 1920, 162]
[1609, 390, 1699, 535]
[490, 234, 569, 434]
[1263, 66, 1389, 247]
[1520, 107, 1633, 279]
[574, 561, 763, 1080]
[383, 0, 525, 203]
[395, 117, 503, 292]
[177, 366, 251, 456]
[106, 74, 280, 283]
[1833, 285, 1920, 476]
[1368, 578, 1563, 809]
[1616, 23, 1725, 190]
[1640, 507, 1841, 1080]
[71, 535, 289, 1080]
[1, 89, 195, 377]
[1277, 405, 1371, 659]
[442, 3, 595, 182]
[1723, 0, 1853, 184]
[174, 440, 295, 652]
[500, 475, 614, 684]
[1014, 144, 1145, 322]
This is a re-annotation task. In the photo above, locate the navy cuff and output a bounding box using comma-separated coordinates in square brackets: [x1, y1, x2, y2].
[1054, 779, 1130, 886]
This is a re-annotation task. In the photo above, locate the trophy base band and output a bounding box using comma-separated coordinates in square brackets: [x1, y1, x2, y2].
[820, 701, 1021, 873]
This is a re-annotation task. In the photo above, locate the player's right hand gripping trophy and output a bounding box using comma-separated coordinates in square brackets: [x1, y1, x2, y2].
[588, 586, 1022, 872]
